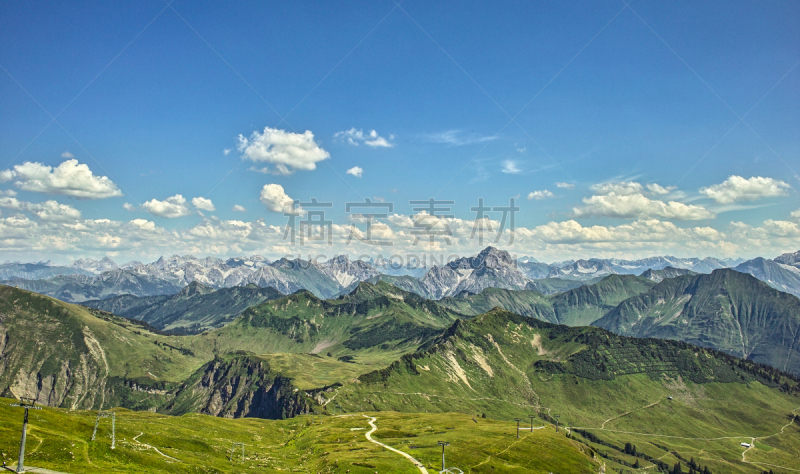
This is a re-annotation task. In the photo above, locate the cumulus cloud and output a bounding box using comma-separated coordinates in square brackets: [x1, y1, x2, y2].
[527, 190, 554, 200]
[191, 197, 216, 211]
[0, 159, 122, 199]
[335, 128, 394, 148]
[555, 182, 575, 189]
[237, 127, 329, 175]
[574, 181, 713, 220]
[260, 184, 302, 214]
[501, 160, 521, 174]
[792, 208, 800, 221]
[61, 151, 74, 158]
[232, 204, 247, 212]
[143, 194, 190, 218]
[574, 193, 714, 220]
[700, 175, 791, 204]
[123, 202, 135, 211]
[346, 166, 364, 178]
[0, 197, 81, 221]
[590, 181, 645, 196]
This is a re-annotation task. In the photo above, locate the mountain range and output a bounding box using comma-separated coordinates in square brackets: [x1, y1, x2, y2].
[1, 247, 796, 304]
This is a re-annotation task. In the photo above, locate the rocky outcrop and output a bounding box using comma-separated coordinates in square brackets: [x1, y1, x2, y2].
[166, 355, 315, 419]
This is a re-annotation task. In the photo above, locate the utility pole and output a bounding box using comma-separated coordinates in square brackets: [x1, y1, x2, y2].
[91, 411, 116, 449]
[554, 414, 560, 433]
[529, 414, 535, 432]
[10, 397, 41, 473]
[514, 418, 522, 438]
[438, 441, 449, 472]
[229, 442, 244, 462]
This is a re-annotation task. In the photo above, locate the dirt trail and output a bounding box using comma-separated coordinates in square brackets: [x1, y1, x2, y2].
[132, 432, 180, 462]
[362, 415, 428, 473]
[600, 399, 661, 428]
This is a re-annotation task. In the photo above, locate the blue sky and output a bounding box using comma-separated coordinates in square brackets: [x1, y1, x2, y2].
[0, 0, 798, 263]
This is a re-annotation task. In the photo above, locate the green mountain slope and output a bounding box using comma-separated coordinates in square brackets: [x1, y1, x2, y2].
[439, 274, 655, 327]
[82, 282, 285, 334]
[201, 280, 465, 359]
[593, 269, 800, 375]
[550, 274, 655, 326]
[0, 285, 204, 410]
[332, 309, 800, 473]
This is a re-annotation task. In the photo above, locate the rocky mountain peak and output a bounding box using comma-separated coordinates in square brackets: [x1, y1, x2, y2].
[775, 250, 800, 267]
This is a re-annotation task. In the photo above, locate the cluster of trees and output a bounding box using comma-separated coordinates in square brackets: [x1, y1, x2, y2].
[670, 456, 713, 474]
[573, 430, 719, 474]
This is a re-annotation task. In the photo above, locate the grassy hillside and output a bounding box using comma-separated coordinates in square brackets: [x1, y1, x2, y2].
[332, 309, 800, 473]
[82, 282, 284, 334]
[197, 281, 464, 360]
[594, 269, 800, 375]
[0, 285, 203, 411]
[0, 399, 600, 473]
[439, 274, 655, 327]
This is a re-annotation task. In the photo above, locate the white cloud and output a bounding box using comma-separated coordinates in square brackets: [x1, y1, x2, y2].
[527, 190, 554, 200]
[501, 160, 521, 174]
[574, 193, 714, 220]
[335, 128, 394, 148]
[223, 148, 231, 155]
[590, 181, 644, 196]
[0, 197, 81, 221]
[0, 159, 122, 199]
[130, 219, 156, 231]
[555, 182, 575, 189]
[425, 130, 497, 146]
[792, 208, 800, 221]
[260, 184, 302, 214]
[123, 202, 135, 211]
[237, 127, 329, 174]
[61, 151, 74, 158]
[646, 183, 674, 195]
[232, 204, 247, 212]
[192, 197, 216, 211]
[142, 194, 190, 218]
[346, 166, 364, 178]
[700, 175, 791, 203]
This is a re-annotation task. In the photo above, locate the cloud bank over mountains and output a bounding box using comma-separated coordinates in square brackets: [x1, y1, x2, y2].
[0, 155, 794, 263]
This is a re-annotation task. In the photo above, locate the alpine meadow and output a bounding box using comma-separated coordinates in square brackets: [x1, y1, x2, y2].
[1, 1, 799, 473]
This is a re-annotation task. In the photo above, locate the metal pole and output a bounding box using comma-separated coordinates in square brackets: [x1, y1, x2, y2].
[17, 408, 28, 473]
[514, 418, 521, 438]
[91, 413, 100, 440]
[438, 441, 448, 471]
[555, 414, 560, 433]
[529, 414, 535, 431]
[111, 412, 116, 450]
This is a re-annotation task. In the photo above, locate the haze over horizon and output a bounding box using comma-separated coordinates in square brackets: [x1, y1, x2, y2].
[1, 0, 798, 263]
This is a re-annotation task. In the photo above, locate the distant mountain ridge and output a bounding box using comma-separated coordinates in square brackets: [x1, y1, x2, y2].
[82, 282, 285, 334]
[593, 269, 800, 374]
[2, 247, 796, 305]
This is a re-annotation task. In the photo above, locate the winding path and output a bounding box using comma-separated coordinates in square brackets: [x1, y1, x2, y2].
[362, 415, 428, 473]
[132, 432, 180, 462]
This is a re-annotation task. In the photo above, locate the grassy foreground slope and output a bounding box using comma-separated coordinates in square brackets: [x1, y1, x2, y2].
[0, 399, 599, 473]
[332, 309, 800, 473]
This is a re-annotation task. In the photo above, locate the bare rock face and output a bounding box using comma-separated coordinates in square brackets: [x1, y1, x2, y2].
[166, 355, 314, 419]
